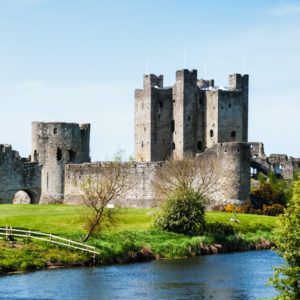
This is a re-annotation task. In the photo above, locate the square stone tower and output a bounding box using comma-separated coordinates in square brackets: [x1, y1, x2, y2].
[205, 74, 249, 148]
[135, 74, 173, 161]
[134, 69, 249, 161]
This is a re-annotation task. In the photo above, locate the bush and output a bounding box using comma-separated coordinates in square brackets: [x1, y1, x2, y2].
[262, 204, 284, 216]
[223, 200, 284, 216]
[251, 173, 292, 209]
[224, 203, 244, 213]
[270, 176, 300, 299]
[155, 189, 206, 235]
[240, 200, 257, 214]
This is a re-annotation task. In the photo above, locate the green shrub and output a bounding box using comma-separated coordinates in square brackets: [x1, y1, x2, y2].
[251, 172, 292, 210]
[155, 189, 206, 235]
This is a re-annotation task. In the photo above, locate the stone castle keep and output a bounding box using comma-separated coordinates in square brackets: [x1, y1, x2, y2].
[135, 70, 248, 161]
[0, 69, 298, 206]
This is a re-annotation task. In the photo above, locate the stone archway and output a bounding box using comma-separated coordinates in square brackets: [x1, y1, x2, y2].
[13, 190, 34, 204]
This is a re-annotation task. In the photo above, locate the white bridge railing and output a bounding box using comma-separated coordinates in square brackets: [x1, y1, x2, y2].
[0, 227, 99, 260]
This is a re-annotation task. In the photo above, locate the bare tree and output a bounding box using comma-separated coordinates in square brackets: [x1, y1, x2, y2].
[79, 159, 132, 242]
[154, 153, 224, 203]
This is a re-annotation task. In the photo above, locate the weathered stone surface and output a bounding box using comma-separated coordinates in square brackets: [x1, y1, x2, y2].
[0, 144, 41, 203]
[64, 142, 250, 208]
[31, 122, 90, 203]
[250, 142, 299, 179]
[135, 69, 248, 161]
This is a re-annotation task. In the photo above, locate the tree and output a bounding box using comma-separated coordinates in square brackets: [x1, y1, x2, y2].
[153, 154, 223, 235]
[154, 154, 222, 201]
[269, 176, 300, 299]
[79, 158, 132, 242]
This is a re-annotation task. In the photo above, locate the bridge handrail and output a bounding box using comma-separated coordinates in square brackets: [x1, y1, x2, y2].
[0, 227, 99, 256]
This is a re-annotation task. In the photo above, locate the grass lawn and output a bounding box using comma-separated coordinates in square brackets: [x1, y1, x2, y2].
[0, 205, 155, 237]
[0, 205, 278, 274]
[0, 205, 276, 236]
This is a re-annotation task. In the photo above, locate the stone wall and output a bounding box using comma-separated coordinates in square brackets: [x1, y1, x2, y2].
[196, 142, 250, 205]
[64, 161, 161, 207]
[0, 145, 41, 204]
[64, 142, 250, 208]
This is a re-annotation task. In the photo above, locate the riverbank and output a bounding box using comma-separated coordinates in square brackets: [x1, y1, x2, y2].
[0, 205, 277, 274]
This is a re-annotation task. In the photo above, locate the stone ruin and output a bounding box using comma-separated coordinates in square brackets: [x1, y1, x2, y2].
[0, 69, 297, 206]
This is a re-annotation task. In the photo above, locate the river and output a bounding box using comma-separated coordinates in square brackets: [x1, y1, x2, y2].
[0, 250, 283, 300]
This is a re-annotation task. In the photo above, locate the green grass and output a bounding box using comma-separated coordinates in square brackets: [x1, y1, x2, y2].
[0, 205, 277, 274]
[0, 205, 154, 237]
[0, 205, 276, 235]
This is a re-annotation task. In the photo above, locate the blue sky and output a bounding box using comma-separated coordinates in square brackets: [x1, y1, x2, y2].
[0, 0, 300, 160]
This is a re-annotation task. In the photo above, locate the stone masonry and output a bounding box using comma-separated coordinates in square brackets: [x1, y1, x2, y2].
[134, 69, 248, 161]
[0, 144, 41, 204]
[64, 142, 250, 207]
[31, 122, 90, 203]
[250, 142, 300, 180]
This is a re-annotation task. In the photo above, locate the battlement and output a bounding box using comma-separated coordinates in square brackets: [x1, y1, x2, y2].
[197, 79, 215, 89]
[0, 144, 27, 162]
[143, 74, 163, 89]
[175, 69, 198, 84]
[229, 74, 249, 91]
[0, 144, 12, 153]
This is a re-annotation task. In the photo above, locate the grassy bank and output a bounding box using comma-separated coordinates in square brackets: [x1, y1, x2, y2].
[0, 205, 277, 274]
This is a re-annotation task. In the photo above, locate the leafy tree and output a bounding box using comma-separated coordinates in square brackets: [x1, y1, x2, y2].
[269, 176, 300, 299]
[155, 188, 206, 235]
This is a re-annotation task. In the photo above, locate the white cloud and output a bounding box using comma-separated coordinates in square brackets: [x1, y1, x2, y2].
[267, 3, 300, 16]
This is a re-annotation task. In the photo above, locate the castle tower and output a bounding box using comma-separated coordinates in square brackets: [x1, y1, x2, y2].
[135, 74, 173, 161]
[31, 122, 90, 203]
[204, 74, 249, 148]
[172, 69, 202, 159]
[134, 70, 249, 162]
[229, 74, 249, 142]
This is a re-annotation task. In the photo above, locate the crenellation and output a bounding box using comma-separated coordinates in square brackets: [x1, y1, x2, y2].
[197, 79, 215, 89]
[143, 74, 163, 89]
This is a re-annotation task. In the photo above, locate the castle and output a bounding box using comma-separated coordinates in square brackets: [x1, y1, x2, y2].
[135, 69, 248, 161]
[0, 69, 298, 206]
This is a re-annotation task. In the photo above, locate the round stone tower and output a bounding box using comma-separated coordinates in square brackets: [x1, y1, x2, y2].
[31, 122, 90, 203]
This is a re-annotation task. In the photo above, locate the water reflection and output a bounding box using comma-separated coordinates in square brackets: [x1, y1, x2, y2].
[0, 250, 282, 300]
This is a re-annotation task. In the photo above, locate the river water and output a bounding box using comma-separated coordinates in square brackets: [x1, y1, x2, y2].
[0, 250, 282, 300]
